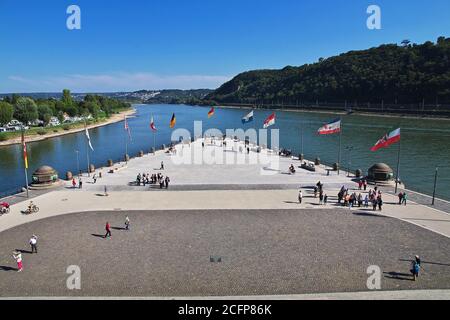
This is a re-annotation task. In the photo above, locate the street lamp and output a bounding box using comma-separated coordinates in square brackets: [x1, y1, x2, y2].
[433, 166, 450, 205]
[344, 146, 353, 177]
[75, 150, 80, 178]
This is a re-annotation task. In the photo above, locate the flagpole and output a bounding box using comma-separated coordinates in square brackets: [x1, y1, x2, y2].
[125, 116, 128, 164]
[338, 118, 342, 175]
[85, 121, 91, 177]
[395, 133, 401, 194]
[21, 127, 29, 198]
[300, 122, 304, 155]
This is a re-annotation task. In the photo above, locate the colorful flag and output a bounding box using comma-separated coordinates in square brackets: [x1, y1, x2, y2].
[85, 127, 94, 151]
[169, 113, 176, 128]
[124, 116, 132, 141]
[207, 107, 215, 118]
[371, 128, 401, 152]
[21, 132, 28, 169]
[317, 118, 341, 135]
[242, 110, 254, 124]
[263, 113, 276, 128]
[150, 115, 157, 131]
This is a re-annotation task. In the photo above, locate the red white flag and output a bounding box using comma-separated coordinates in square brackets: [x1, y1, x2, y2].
[317, 118, 341, 135]
[371, 128, 401, 152]
[150, 115, 157, 131]
[124, 116, 132, 140]
[263, 113, 276, 128]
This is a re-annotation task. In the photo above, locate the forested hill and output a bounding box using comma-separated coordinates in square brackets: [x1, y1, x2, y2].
[206, 37, 450, 105]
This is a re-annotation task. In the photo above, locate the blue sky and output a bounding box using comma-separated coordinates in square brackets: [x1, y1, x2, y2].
[0, 0, 449, 93]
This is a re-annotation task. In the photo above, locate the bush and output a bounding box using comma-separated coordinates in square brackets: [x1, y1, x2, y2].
[37, 129, 47, 135]
[53, 129, 58, 133]
[62, 124, 71, 131]
[0, 133, 8, 141]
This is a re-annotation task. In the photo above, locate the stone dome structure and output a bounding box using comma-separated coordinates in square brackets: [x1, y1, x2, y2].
[368, 163, 394, 181]
[31, 165, 59, 186]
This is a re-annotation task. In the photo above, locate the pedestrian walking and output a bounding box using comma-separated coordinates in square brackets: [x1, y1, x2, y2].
[298, 190, 303, 204]
[29, 235, 38, 254]
[324, 194, 328, 205]
[93, 173, 97, 184]
[72, 178, 76, 188]
[125, 216, 130, 231]
[411, 259, 421, 281]
[79, 178, 83, 189]
[165, 176, 170, 189]
[319, 193, 324, 205]
[104, 222, 111, 238]
[378, 197, 383, 211]
[160, 161, 164, 170]
[402, 193, 407, 206]
[12, 251, 23, 272]
[104, 185, 108, 196]
[398, 192, 403, 205]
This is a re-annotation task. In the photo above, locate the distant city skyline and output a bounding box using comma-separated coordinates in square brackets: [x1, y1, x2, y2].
[0, 0, 449, 93]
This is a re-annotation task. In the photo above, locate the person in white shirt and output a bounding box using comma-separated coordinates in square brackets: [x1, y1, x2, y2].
[298, 190, 303, 204]
[30, 235, 38, 254]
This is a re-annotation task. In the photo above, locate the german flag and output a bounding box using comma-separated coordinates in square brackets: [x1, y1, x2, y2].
[207, 107, 215, 118]
[21, 131, 28, 169]
[169, 113, 176, 128]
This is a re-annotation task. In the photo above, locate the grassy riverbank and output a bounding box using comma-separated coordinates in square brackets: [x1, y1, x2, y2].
[0, 107, 135, 146]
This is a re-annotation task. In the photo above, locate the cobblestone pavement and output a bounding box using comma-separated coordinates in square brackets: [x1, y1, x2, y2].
[1, 209, 449, 297]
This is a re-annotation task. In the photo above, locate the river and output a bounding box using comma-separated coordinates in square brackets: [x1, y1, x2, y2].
[1, 104, 449, 200]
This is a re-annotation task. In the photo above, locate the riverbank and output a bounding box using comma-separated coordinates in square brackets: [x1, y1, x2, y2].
[0, 108, 136, 147]
[215, 104, 450, 121]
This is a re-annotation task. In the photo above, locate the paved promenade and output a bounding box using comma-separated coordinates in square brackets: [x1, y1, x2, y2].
[1, 209, 449, 297]
[0, 138, 449, 298]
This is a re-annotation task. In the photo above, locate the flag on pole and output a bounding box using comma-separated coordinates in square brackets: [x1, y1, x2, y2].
[150, 115, 157, 131]
[241, 110, 254, 124]
[263, 113, 276, 128]
[317, 118, 341, 135]
[169, 113, 176, 128]
[371, 128, 401, 152]
[207, 107, 215, 118]
[21, 132, 28, 169]
[124, 116, 132, 141]
[85, 127, 94, 151]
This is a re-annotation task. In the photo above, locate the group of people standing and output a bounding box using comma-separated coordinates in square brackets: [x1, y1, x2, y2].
[136, 172, 170, 189]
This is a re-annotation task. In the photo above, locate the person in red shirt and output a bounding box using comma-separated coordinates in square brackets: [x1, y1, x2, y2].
[72, 178, 76, 188]
[104, 222, 111, 238]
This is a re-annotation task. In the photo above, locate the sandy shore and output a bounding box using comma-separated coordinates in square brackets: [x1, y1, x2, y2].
[0, 108, 136, 147]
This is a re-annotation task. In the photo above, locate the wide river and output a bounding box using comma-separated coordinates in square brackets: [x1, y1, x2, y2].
[1, 104, 449, 200]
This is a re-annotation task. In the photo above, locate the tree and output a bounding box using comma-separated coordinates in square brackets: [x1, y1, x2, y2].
[37, 105, 53, 125]
[61, 89, 74, 108]
[14, 97, 38, 125]
[0, 101, 14, 126]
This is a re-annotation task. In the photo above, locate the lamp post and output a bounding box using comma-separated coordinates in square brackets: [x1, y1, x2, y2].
[75, 150, 80, 177]
[432, 166, 449, 205]
[345, 146, 353, 177]
[432, 167, 438, 206]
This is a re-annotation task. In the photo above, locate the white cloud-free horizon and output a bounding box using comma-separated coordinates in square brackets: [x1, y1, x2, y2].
[4, 72, 231, 93]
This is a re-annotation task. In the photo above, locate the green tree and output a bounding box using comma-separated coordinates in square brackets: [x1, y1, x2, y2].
[0, 101, 14, 125]
[62, 89, 73, 107]
[14, 97, 38, 124]
[37, 105, 54, 125]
